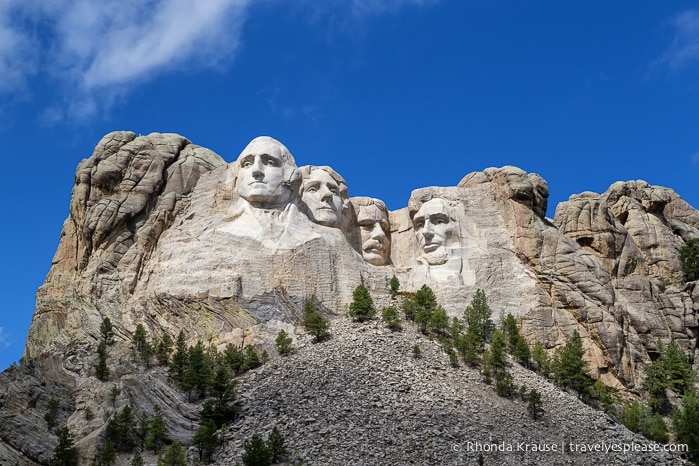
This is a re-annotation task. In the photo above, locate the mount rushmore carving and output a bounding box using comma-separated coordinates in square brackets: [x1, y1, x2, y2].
[26, 131, 699, 393]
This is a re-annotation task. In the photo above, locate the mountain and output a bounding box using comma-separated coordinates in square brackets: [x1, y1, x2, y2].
[0, 131, 696, 464]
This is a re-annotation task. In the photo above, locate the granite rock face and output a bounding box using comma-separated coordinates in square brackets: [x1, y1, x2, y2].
[3, 133, 697, 462]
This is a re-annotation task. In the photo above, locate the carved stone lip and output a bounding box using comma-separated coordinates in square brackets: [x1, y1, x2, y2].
[423, 243, 440, 252]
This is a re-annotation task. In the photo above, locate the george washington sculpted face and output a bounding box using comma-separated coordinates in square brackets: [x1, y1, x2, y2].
[236, 137, 297, 208]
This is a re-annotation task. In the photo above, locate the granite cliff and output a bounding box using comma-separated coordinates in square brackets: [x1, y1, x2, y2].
[1, 131, 697, 464]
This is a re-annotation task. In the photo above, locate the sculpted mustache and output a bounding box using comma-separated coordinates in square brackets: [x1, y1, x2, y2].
[363, 240, 384, 250]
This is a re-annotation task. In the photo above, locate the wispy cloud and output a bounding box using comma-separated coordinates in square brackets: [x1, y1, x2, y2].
[655, 9, 699, 71]
[0, 0, 436, 120]
[0, 327, 9, 348]
[691, 152, 699, 166]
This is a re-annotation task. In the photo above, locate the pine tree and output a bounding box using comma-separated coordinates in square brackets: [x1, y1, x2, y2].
[109, 384, 121, 407]
[348, 284, 376, 321]
[527, 389, 544, 420]
[156, 332, 173, 366]
[275, 329, 293, 355]
[512, 335, 532, 368]
[412, 344, 421, 359]
[531, 341, 550, 375]
[267, 426, 288, 463]
[100, 438, 116, 466]
[193, 419, 219, 463]
[463, 289, 495, 343]
[241, 345, 261, 372]
[664, 338, 696, 395]
[401, 297, 419, 322]
[200, 366, 241, 428]
[487, 330, 514, 397]
[131, 323, 148, 360]
[169, 331, 188, 384]
[146, 405, 168, 454]
[45, 397, 60, 429]
[389, 275, 400, 298]
[429, 307, 449, 334]
[100, 317, 114, 343]
[672, 392, 699, 462]
[551, 330, 592, 397]
[414, 285, 437, 333]
[131, 451, 144, 466]
[51, 426, 78, 466]
[242, 434, 271, 466]
[381, 306, 401, 331]
[679, 238, 699, 281]
[223, 343, 245, 375]
[183, 340, 212, 400]
[158, 441, 187, 466]
[302, 300, 330, 342]
[95, 340, 109, 381]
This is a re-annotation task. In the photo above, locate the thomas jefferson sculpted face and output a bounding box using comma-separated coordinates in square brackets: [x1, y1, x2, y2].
[355, 200, 391, 266]
[301, 168, 344, 228]
[236, 137, 297, 207]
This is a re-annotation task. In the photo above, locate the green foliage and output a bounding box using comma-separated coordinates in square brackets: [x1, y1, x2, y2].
[106, 405, 137, 452]
[620, 400, 669, 443]
[100, 317, 113, 342]
[590, 380, 619, 415]
[131, 324, 148, 355]
[51, 426, 78, 466]
[672, 392, 699, 462]
[501, 313, 531, 367]
[193, 419, 219, 463]
[95, 340, 109, 381]
[551, 330, 593, 397]
[429, 307, 449, 334]
[487, 330, 514, 397]
[531, 341, 550, 376]
[381, 306, 401, 331]
[389, 275, 400, 298]
[158, 441, 187, 466]
[242, 434, 271, 466]
[45, 397, 60, 429]
[223, 343, 245, 375]
[463, 289, 495, 344]
[131, 451, 144, 466]
[109, 384, 121, 407]
[302, 300, 330, 342]
[183, 340, 213, 400]
[527, 389, 544, 420]
[100, 438, 116, 466]
[412, 344, 421, 359]
[348, 284, 376, 321]
[643, 338, 696, 414]
[679, 238, 699, 281]
[401, 298, 419, 322]
[200, 366, 241, 429]
[146, 405, 169, 454]
[156, 332, 173, 366]
[241, 345, 261, 372]
[512, 335, 531, 368]
[267, 426, 288, 463]
[275, 329, 293, 355]
[414, 285, 438, 333]
[169, 331, 189, 384]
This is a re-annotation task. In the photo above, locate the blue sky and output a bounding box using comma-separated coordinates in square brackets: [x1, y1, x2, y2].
[1, 1, 698, 370]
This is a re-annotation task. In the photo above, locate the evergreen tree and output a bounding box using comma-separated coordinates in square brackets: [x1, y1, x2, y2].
[114, 405, 136, 451]
[200, 366, 241, 428]
[183, 340, 212, 400]
[349, 284, 376, 321]
[131, 451, 144, 466]
[242, 434, 271, 466]
[51, 426, 78, 466]
[169, 331, 189, 384]
[672, 391, 699, 462]
[100, 438, 116, 466]
[275, 329, 293, 355]
[457, 325, 484, 367]
[158, 441, 187, 466]
[621, 400, 669, 443]
[135, 411, 151, 452]
[146, 405, 168, 454]
[267, 426, 288, 463]
[487, 330, 514, 397]
[45, 397, 60, 429]
[590, 380, 619, 415]
[531, 341, 550, 375]
[156, 332, 173, 366]
[100, 317, 114, 343]
[551, 330, 592, 397]
[381, 306, 401, 331]
[401, 297, 419, 322]
[223, 343, 245, 375]
[527, 389, 544, 419]
[109, 384, 121, 407]
[679, 238, 699, 281]
[664, 338, 696, 395]
[412, 344, 421, 359]
[302, 300, 330, 342]
[512, 335, 532, 368]
[95, 340, 110, 381]
[131, 323, 148, 360]
[241, 345, 261, 372]
[389, 275, 400, 298]
[193, 419, 219, 463]
[643, 338, 696, 413]
[429, 307, 449, 334]
[463, 289, 495, 343]
[502, 313, 520, 351]
[414, 285, 437, 333]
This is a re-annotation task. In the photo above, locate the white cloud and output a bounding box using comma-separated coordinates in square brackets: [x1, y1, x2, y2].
[0, 327, 8, 347]
[657, 9, 699, 71]
[0, 2, 38, 93]
[349, 0, 437, 17]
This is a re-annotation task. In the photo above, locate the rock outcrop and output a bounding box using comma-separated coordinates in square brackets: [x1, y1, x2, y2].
[1, 132, 697, 463]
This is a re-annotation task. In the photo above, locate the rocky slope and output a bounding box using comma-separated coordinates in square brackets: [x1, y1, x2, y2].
[1, 131, 697, 464]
